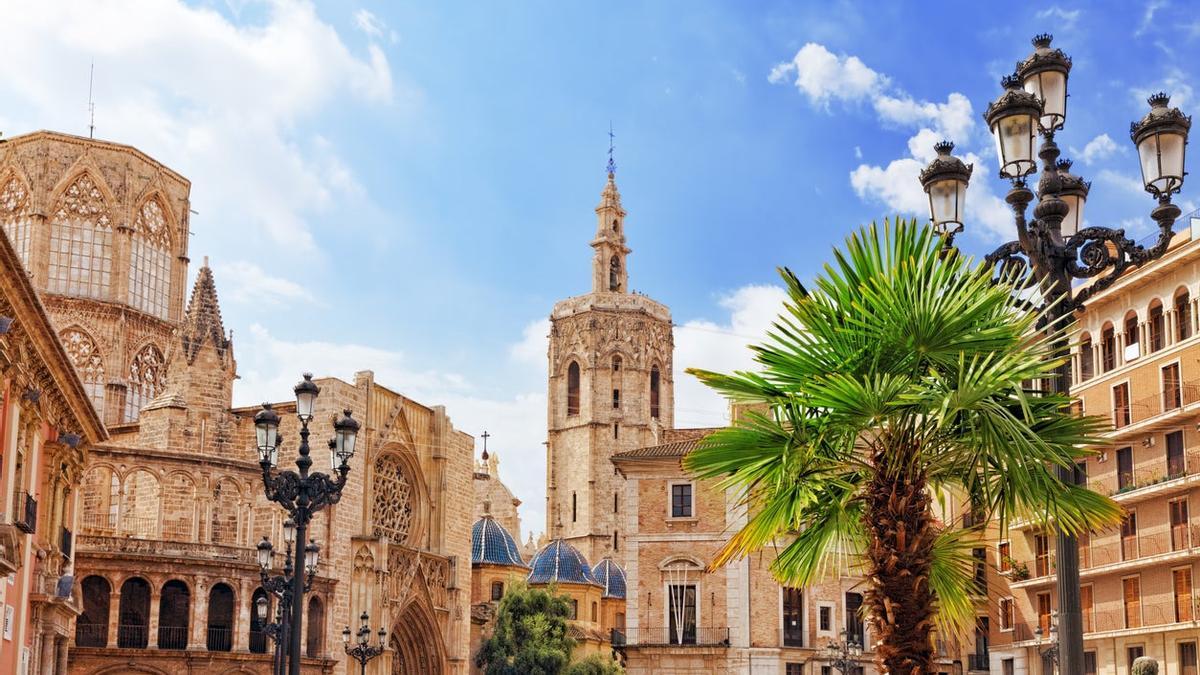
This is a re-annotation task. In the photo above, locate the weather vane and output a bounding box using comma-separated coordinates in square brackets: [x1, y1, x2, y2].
[607, 122, 616, 176]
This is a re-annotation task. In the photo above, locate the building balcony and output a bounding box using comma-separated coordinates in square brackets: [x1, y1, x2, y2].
[1009, 525, 1200, 589]
[1087, 448, 1200, 504]
[967, 653, 991, 672]
[614, 627, 730, 647]
[13, 491, 37, 534]
[1007, 598, 1200, 647]
[1106, 384, 1200, 439]
[76, 533, 255, 565]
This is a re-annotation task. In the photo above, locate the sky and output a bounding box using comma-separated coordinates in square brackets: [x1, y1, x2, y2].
[2, 0, 1198, 542]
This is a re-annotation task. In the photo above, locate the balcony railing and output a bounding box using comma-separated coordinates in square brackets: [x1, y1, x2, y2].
[1009, 597, 1199, 643]
[13, 492, 37, 534]
[249, 629, 268, 654]
[74, 622, 107, 647]
[968, 653, 991, 671]
[1087, 449, 1200, 498]
[117, 624, 148, 649]
[1012, 525, 1200, 584]
[60, 527, 73, 558]
[80, 512, 117, 536]
[157, 625, 188, 650]
[1112, 384, 1200, 430]
[613, 627, 731, 647]
[207, 626, 232, 652]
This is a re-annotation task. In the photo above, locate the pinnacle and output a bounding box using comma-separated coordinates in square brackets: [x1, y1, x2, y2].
[180, 262, 230, 364]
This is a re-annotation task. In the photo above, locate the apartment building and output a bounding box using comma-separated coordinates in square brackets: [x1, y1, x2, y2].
[988, 221, 1200, 675]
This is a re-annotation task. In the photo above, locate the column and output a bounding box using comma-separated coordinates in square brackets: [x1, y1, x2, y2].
[235, 578, 251, 652]
[39, 631, 55, 675]
[189, 578, 207, 650]
[107, 590, 121, 648]
[54, 637, 68, 675]
[147, 584, 160, 649]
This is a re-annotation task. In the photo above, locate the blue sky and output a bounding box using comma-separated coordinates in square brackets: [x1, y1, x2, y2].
[3, 0, 1198, 540]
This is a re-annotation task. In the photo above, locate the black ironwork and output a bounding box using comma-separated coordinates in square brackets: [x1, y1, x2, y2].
[255, 374, 359, 675]
[922, 34, 1191, 675]
[342, 611, 386, 675]
[60, 527, 73, 558]
[14, 491, 36, 534]
[258, 534, 312, 675]
[823, 631, 864, 675]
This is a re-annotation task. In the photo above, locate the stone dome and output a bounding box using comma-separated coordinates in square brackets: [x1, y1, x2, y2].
[471, 515, 527, 567]
[527, 539, 599, 586]
[592, 558, 626, 599]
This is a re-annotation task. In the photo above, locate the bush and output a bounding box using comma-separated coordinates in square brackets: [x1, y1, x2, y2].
[475, 581, 576, 675]
[1132, 657, 1158, 675]
[564, 654, 625, 675]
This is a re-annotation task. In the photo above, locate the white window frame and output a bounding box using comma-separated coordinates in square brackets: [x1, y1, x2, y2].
[661, 579, 702, 644]
[816, 601, 836, 639]
[666, 480, 696, 520]
[998, 596, 1015, 632]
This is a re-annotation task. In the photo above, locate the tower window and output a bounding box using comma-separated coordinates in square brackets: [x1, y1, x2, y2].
[612, 218, 619, 232]
[609, 256, 621, 291]
[650, 366, 661, 419]
[613, 492, 618, 513]
[572, 492, 577, 522]
[491, 581, 504, 601]
[612, 355, 621, 371]
[613, 423, 619, 439]
[567, 362, 580, 416]
[613, 530, 619, 551]
[612, 389, 621, 409]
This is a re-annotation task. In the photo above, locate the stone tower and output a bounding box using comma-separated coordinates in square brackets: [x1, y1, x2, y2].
[546, 166, 674, 564]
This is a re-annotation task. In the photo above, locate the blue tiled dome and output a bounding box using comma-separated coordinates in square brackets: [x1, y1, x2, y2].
[527, 539, 599, 586]
[471, 516, 527, 567]
[592, 558, 626, 599]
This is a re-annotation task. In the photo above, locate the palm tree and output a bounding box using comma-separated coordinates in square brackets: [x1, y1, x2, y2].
[684, 220, 1122, 675]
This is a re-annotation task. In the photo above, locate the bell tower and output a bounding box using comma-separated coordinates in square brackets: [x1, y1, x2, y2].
[545, 151, 674, 564]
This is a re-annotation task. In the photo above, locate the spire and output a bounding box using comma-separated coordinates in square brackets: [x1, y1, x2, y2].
[592, 126, 630, 294]
[606, 122, 616, 177]
[180, 259, 230, 364]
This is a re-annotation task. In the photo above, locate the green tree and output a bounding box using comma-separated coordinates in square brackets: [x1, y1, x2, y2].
[683, 220, 1122, 675]
[563, 654, 625, 675]
[475, 581, 576, 675]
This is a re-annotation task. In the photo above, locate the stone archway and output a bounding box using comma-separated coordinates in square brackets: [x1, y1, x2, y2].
[389, 601, 446, 675]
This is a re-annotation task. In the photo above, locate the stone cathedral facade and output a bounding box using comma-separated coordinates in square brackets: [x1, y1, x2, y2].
[546, 169, 674, 565]
[0, 130, 475, 675]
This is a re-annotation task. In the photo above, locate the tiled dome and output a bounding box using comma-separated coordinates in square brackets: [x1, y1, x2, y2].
[471, 516, 527, 567]
[527, 539, 599, 586]
[592, 558, 626, 599]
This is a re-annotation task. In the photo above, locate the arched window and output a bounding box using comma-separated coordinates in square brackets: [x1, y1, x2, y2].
[117, 577, 151, 648]
[1124, 311, 1140, 356]
[121, 469, 161, 539]
[125, 343, 166, 422]
[612, 218, 619, 232]
[129, 198, 172, 319]
[48, 173, 113, 299]
[372, 454, 416, 545]
[157, 580, 190, 649]
[650, 366, 661, 419]
[491, 581, 504, 601]
[0, 173, 33, 269]
[662, 558, 701, 645]
[612, 355, 622, 371]
[210, 478, 242, 546]
[567, 362, 580, 416]
[306, 596, 325, 658]
[1149, 300, 1165, 352]
[162, 473, 196, 541]
[1176, 288, 1192, 340]
[1101, 323, 1116, 372]
[591, 601, 598, 622]
[1078, 333, 1093, 382]
[250, 588, 270, 654]
[207, 583, 235, 651]
[76, 576, 111, 647]
[609, 256, 621, 291]
[80, 466, 120, 534]
[60, 328, 106, 415]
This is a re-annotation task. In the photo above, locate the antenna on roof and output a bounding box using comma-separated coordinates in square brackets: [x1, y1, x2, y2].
[87, 60, 96, 139]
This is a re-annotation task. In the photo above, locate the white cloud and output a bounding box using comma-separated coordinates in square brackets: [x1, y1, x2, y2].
[214, 260, 318, 306]
[1133, 70, 1193, 113]
[1072, 133, 1123, 165]
[768, 43, 886, 107]
[0, 0, 395, 259]
[510, 318, 551, 364]
[673, 285, 790, 428]
[1135, 0, 1168, 37]
[353, 8, 398, 44]
[1035, 7, 1082, 29]
[874, 92, 974, 144]
[854, 146, 863, 159]
[1097, 169, 1146, 196]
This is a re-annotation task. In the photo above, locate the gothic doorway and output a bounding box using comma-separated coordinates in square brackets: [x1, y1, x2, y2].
[389, 602, 445, 675]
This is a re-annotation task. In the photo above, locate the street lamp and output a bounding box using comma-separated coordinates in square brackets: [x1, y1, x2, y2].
[256, 530, 314, 675]
[1035, 611, 1061, 669]
[343, 611, 387, 675]
[919, 34, 1190, 675]
[256, 373, 361, 675]
[823, 630, 864, 675]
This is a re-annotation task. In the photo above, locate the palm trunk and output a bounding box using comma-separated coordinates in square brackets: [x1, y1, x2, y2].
[862, 439, 937, 675]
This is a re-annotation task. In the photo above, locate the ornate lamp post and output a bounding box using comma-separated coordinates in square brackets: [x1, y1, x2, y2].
[919, 34, 1190, 675]
[256, 520, 320, 675]
[342, 611, 387, 675]
[255, 373, 361, 675]
[1035, 611, 1061, 671]
[823, 630, 864, 675]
